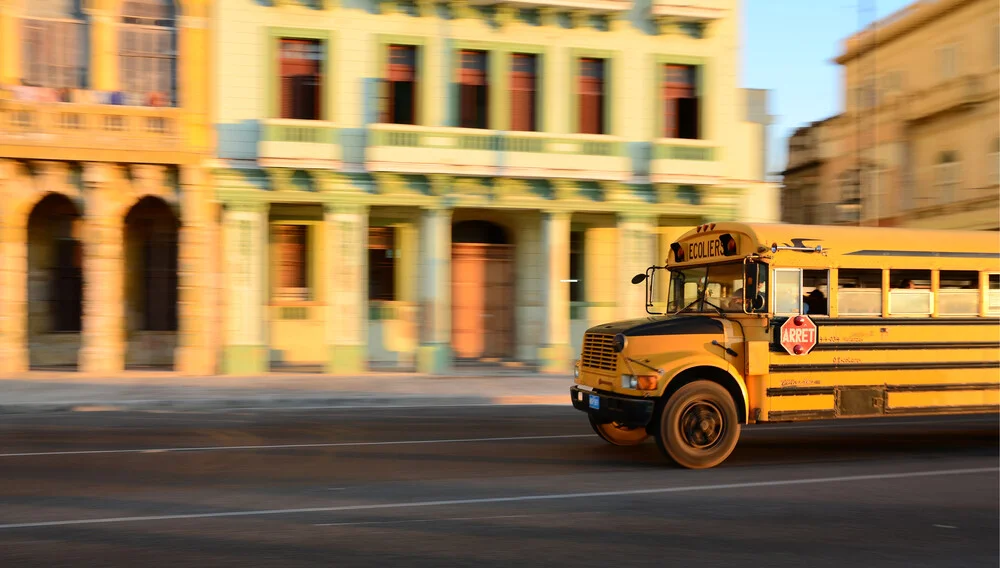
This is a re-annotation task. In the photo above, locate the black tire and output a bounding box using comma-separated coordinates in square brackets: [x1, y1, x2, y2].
[588, 413, 650, 446]
[655, 380, 741, 469]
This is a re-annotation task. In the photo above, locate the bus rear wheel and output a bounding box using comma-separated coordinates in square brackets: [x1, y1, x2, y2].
[655, 380, 740, 469]
[589, 413, 649, 446]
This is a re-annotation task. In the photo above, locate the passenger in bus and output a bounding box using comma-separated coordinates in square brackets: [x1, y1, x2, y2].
[805, 289, 828, 315]
[899, 279, 916, 289]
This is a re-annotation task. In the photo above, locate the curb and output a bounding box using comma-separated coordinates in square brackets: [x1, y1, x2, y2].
[0, 394, 572, 415]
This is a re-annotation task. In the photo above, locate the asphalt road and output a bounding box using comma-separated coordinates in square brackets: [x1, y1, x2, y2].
[0, 405, 997, 568]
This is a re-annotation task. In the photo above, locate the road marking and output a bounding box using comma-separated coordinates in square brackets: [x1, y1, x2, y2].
[933, 524, 958, 529]
[314, 514, 536, 527]
[0, 467, 995, 530]
[0, 434, 593, 458]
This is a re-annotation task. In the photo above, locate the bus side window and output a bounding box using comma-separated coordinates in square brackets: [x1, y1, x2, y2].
[773, 268, 802, 315]
[838, 268, 882, 316]
[889, 269, 932, 316]
[802, 269, 829, 316]
[938, 270, 978, 316]
[988, 274, 1000, 316]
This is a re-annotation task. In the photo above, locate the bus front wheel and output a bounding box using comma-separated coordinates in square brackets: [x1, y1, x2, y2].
[655, 380, 741, 469]
[589, 414, 650, 446]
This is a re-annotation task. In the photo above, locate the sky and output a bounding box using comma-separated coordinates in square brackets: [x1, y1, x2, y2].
[741, 0, 913, 178]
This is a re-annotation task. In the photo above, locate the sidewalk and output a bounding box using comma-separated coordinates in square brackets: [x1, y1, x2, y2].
[0, 371, 576, 414]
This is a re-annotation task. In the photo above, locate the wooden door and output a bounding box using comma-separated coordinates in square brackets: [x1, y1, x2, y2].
[451, 243, 515, 360]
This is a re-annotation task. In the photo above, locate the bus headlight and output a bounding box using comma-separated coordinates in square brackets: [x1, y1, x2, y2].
[621, 374, 659, 391]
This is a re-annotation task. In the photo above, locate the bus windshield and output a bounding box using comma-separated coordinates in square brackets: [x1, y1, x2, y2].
[667, 261, 768, 314]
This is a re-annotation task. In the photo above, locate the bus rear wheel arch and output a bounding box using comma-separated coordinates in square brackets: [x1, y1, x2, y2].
[655, 380, 741, 469]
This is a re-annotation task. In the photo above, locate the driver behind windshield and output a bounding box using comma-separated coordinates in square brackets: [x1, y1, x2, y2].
[727, 275, 765, 311]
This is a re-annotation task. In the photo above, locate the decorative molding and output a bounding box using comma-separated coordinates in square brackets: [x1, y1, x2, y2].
[265, 168, 294, 192]
[551, 179, 581, 201]
[426, 174, 452, 196]
[601, 181, 641, 203]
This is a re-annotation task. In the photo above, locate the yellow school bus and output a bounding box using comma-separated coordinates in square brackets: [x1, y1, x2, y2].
[570, 222, 1000, 469]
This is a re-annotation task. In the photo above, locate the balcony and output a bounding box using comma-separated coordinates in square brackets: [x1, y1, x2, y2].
[904, 71, 998, 125]
[649, 138, 722, 184]
[469, 0, 631, 13]
[258, 119, 341, 169]
[651, 0, 728, 21]
[366, 124, 503, 177]
[0, 98, 187, 164]
[365, 124, 630, 181]
[501, 132, 629, 181]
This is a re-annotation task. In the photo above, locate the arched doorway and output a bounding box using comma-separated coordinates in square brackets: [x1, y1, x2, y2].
[124, 196, 179, 369]
[27, 193, 83, 369]
[451, 220, 515, 361]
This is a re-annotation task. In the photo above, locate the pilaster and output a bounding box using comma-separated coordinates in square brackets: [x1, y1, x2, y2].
[617, 212, 658, 320]
[174, 166, 215, 375]
[79, 163, 126, 374]
[538, 210, 573, 373]
[324, 201, 369, 374]
[221, 200, 270, 375]
[416, 206, 452, 374]
[0, 212, 28, 375]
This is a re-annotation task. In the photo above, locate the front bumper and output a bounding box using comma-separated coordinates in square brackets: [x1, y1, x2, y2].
[570, 386, 656, 429]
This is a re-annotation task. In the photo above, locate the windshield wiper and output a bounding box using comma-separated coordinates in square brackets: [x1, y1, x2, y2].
[676, 297, 727, 318]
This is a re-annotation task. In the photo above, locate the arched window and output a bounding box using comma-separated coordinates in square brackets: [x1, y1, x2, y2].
[22, 0, 86, 89]
[119, 0, 176, 105]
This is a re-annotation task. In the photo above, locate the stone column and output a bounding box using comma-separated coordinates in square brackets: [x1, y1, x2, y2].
[79, 164, 126, 374]
[324, 202, 369, 374]
[416, 206, 452, 374]
[538, 210, 573, 373]
[220, 201, 269, 375]
[174, 166, 214, 375]
[617, 213, 658, 320]
[0, 209, 28, 376]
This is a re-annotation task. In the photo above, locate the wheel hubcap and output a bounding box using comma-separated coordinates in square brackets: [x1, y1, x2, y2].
[679, 400, 725, 450]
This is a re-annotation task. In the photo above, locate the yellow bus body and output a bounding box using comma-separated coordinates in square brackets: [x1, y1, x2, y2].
[571, 222, 1000, 468]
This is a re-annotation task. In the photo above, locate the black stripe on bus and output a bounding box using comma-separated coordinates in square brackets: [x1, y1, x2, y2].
[769, 341, 1000, 353]
[769, 361, 1000, 374]
[844, 249, 1000, 259]
[766, 382, 1000, 397]
[768, 406, 998, 421]
[771, 317, 1000, 327]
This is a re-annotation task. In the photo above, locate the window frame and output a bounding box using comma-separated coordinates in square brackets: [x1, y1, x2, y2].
[986, 272, 1000, 316]
[569, 47, 620, 136]
[651, 54, 707, 141]
[266, 27, 334, 121]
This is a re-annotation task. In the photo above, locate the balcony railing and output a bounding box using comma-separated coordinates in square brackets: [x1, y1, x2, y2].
[258, 118, 341, 169]
[0, 98, 185, 162]
[650, 138, 722, 184]
[365, 123, 630, 181]
[469, 0, 631, 13]
[904, 71, 998, 124]
[651, 0, 728, 20]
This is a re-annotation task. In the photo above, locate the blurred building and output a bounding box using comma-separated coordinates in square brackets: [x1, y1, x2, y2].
[0, 0, 214, 375]
[779, 117, 841, 225]
[212, 0, 778, 375]
[784, 0, 999, 229]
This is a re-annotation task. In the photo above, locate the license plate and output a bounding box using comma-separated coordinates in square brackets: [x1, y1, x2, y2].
[588, 394, 600, 410]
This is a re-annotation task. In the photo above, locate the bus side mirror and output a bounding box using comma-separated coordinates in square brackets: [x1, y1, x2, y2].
[631, 273, 647, 285]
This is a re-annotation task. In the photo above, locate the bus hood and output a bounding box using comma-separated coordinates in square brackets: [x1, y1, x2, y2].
[584, 315, 724, 337]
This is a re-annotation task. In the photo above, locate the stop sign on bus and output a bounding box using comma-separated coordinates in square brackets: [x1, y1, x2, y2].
[779, 315, 818, 355]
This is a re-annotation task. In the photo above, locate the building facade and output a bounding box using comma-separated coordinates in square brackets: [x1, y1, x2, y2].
[212, 0, 778, 375]
[0, 0, 215, 375]
[779, 117, 843, 225]
[829, 0, 999, 230]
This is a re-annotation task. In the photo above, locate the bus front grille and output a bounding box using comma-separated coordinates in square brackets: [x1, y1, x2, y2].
[581, 333, 617, 372]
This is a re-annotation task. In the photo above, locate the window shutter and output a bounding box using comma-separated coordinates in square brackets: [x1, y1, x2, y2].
[510, 54, 536, 132]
